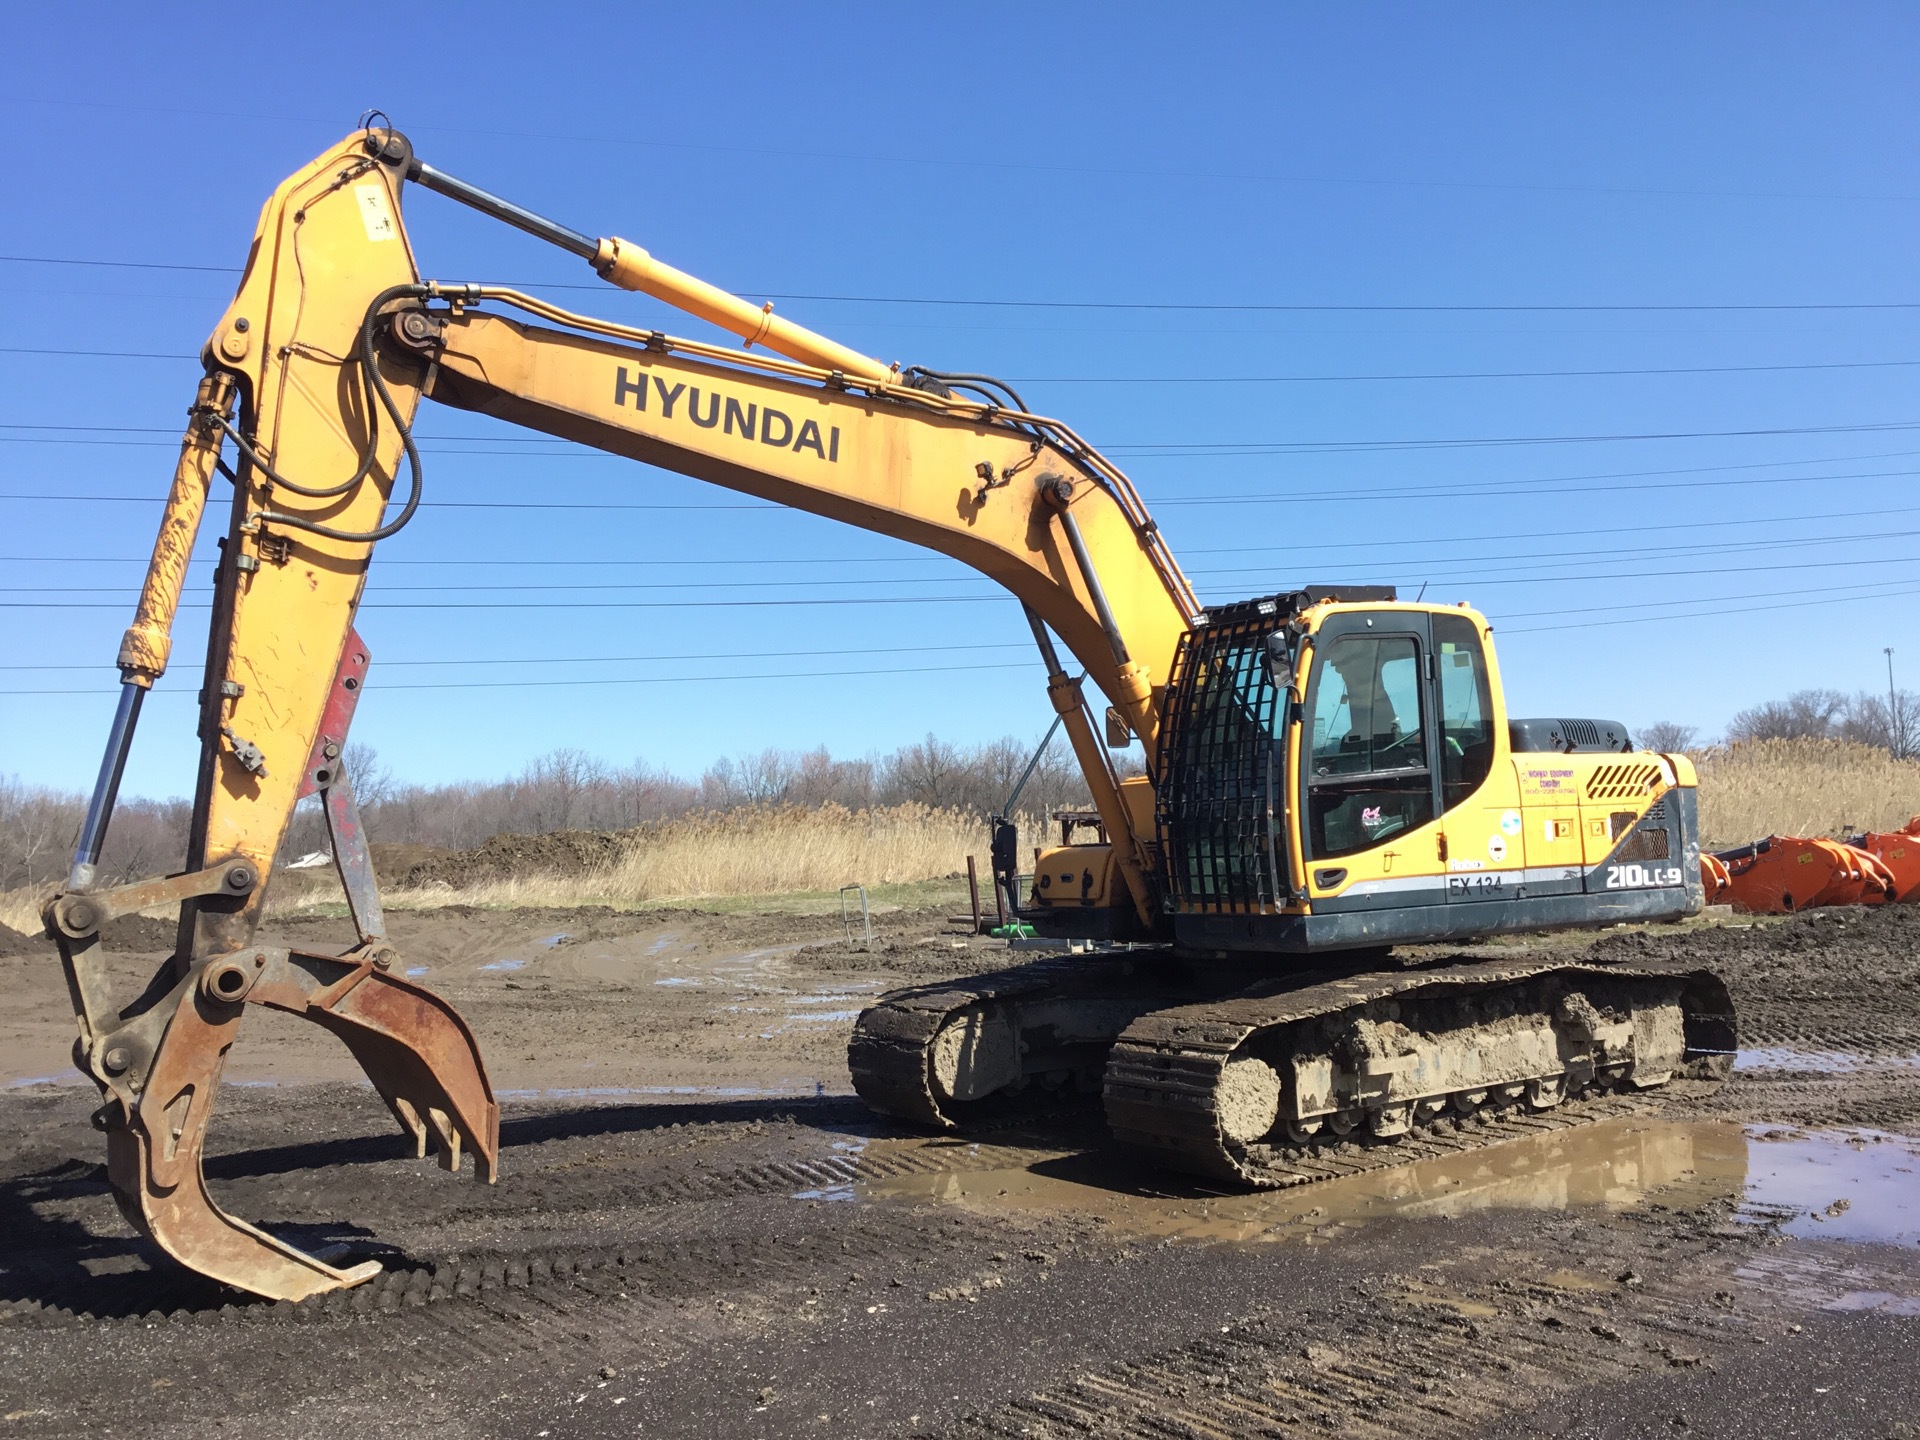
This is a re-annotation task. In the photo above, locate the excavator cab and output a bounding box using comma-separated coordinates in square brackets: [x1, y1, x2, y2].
[1030, 587, 1702, 957]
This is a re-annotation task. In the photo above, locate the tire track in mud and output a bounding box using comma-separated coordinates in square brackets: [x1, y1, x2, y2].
[0, 1121, 1071, 1327]
[0, 1077, 1743, 1331]
[1697, 1068, 1920, 1132]
[943, 1201, 1773, 1439]
[0, 1082, 1684, 1329]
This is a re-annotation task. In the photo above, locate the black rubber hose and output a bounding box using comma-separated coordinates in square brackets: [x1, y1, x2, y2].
[251, 284, 430, 544]
[905, 367, 1033, 416]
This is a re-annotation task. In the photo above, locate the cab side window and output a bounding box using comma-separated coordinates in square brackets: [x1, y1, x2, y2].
[1432, 614, 1494, 809]
[1306, 634, 1434, 858]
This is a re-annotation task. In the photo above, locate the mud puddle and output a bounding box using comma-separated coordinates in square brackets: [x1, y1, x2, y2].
[1735, 1046, 1920, 1073]
[857, 1117, 1920, 1251]
[1743, 1126, 1920, 1245]
[494, 1081, 828, 1100]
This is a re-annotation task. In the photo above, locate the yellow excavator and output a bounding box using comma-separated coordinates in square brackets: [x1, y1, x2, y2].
[42, 125, 1734, 1302]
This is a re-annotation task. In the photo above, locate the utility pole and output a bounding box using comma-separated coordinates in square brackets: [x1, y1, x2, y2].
[1888, 648, 1902, 759]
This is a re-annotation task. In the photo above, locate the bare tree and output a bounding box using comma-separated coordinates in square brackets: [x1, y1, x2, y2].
[1725, 689, 1847, 743]
[342, 742, 393, 809]
[1638, 721, 1699, 753]
[883, 734, 963, 808]
[0, 775, 82, 890]
[1839, 688, 1920, 761]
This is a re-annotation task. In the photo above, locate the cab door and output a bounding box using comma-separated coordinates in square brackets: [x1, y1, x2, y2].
[1297, 611, 1448, 915]
[1431, 612, 1527, 901]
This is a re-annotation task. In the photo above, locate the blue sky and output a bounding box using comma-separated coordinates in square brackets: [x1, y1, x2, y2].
[2, 4, 1916, 796]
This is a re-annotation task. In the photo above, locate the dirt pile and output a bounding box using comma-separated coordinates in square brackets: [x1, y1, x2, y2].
[1592, 902, 1920, 992]
[0, 911, 177, 959]
[370, 829, 635, 888]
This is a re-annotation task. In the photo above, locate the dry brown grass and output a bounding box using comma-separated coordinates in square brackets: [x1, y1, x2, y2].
[372, 803, 992, 911]
[13, 742, 1912, 932]
[1693, 737, 1920, 850]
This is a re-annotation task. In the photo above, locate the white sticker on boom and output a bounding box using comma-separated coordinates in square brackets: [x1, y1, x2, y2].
[356, 183, 398, 242]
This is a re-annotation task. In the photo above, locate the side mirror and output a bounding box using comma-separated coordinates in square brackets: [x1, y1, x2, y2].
[1104, 706, 1133, 748]
[1265, 631, 1295, 692]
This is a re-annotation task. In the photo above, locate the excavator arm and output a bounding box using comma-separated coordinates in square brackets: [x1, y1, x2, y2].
[45, 127, 1198, 1300]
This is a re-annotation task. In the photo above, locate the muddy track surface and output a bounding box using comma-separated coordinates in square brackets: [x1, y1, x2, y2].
[1, 903, 1916, 1437]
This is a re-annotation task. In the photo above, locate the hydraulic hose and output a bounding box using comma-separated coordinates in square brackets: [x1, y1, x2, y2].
[234, 284, 429, 544]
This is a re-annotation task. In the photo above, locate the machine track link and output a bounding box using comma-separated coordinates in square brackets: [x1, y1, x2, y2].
[849, 953, 1180, 1129]
[1104, 957, 1734, 1188]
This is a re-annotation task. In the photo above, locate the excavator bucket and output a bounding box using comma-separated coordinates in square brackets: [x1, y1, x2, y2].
[1851, 816, 1920, 904]
[1705, 834, 1896, 914]
[94, 944, 497, 1303]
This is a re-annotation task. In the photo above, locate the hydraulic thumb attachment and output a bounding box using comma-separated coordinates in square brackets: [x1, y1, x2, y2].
[48, 894, 499, 1301]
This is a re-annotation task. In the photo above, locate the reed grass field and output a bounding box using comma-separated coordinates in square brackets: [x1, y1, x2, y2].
[1691, 738, 1920, 850]
[373, 802, 993, 912]
[4, 739, 1918, 931]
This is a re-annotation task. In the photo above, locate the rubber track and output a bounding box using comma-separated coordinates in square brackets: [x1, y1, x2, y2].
[1104, 957, 1733, 1186]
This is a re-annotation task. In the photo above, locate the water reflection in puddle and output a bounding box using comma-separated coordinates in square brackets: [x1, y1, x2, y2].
[479, 958, 526, 972]
[863, 1118, 1748, 1245]
[858, 1118, 1920, 1251]
[497, 1082, 824, 1100]
[1735, 1047, 1920, 1074]
[1744, 1128, 1920, 1246]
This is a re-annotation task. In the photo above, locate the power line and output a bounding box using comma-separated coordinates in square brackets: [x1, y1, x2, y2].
[12, 583, 1915, 692]
[0, 593, 1010, 612]
[11, 341, 1920, 385]
[16, 96, 1920, 206]
[1212, 551, 1920, 595]
[8, 416, 1920, 457]
[1159, 463, 1920, 505]
[0, 641, 1034, 673]
[8, 253, 1920, 312]
[1, 460, 1908, 518]
[19, 535, 1920, 603]
[1195, 526, 1920, 587]
[11, 414, 1920, 453]
[8, 502, 1909, 573]
[15, 519, 1902, 587]
[3, 573, 991, 595]
[0, 658, 1035, 698]
[12, 549, 1920, 618]
[1497, 577, 1920, 632]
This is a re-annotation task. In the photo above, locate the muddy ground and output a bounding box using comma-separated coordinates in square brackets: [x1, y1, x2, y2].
[1, 902, 1917, 1438]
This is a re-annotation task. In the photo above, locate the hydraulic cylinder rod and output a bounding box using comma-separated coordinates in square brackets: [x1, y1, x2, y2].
[67, 682, 144, 891]
[407, 156, 895, 384]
